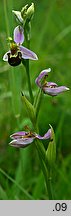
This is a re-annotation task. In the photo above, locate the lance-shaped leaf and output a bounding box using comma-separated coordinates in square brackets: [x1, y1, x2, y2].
[46, 125, 56, 167]
[21, 92, 36, 125]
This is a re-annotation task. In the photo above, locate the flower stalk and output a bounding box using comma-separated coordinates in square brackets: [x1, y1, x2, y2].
[34, 89, 43, 119]
[24, 59, 34, 104]
[35, 145, 53, 199]
[22, 23, 36, 104]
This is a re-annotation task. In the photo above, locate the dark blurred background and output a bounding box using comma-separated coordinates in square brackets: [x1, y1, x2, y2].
[0, 0, 71, 199]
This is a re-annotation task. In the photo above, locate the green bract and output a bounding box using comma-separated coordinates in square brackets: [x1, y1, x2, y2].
[46, 125, 56, 167]
[21, 92, 36, 126]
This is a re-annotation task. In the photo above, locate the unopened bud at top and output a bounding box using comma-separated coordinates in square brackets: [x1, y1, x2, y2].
[21, 3, 34, 22]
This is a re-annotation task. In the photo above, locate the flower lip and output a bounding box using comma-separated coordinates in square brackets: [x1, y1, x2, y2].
[43, 84, 69, 96]
[7, 51, 22, 66]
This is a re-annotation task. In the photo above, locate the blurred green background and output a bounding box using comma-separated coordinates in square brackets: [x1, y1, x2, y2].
[0, 0, 71, 200]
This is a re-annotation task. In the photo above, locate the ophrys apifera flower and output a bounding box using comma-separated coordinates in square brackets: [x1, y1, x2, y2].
[9, 128, 51, 148]
[35, 69, 69, 96]
[3, 26, 38, 66]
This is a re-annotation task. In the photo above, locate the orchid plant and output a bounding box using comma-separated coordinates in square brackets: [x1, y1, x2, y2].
[3, 3, 69, 200]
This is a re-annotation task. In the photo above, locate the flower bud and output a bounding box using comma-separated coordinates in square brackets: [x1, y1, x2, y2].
[21, 3, 34, 22]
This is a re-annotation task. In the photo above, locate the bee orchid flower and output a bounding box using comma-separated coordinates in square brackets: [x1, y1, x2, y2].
[3, 26, 38, 66]
[35, 69, 69, 96]
[9, 128, 51, 148]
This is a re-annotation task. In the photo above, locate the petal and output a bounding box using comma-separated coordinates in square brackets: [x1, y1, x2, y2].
[14, 26, 24, 44]
[35, 68, 51, 87]
[42, 129, 52, 139]
[43, 86, 69, 96]
[20, 45, 38, 60]
[9, 137, 34, 148]
[35, 129, 51, 140]
[10, 131, 27, 140]
[3, 51, 11, 62]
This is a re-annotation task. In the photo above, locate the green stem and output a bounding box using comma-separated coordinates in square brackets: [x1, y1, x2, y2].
[35, 142, 53, 199]
[24, 28, 34, 104]
[25, 59, 34, 104]
[35, 89, 43, 119]
[41, 162, 53, 200]
[35, 140, 50, 170]
[46, 175, 53, 200]
[34, 120, 53, 199]
[23, 20, 53, 200]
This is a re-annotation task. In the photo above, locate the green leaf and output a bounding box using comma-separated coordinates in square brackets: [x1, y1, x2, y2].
[9, 67, 21, 118]
[46, 125, 56, 167]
